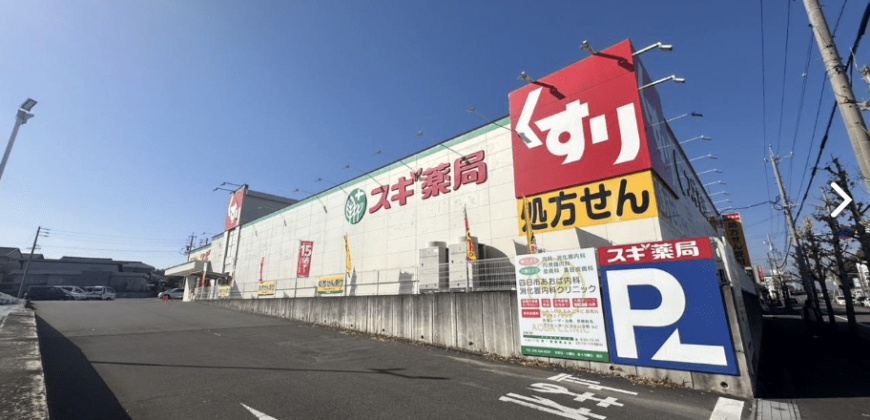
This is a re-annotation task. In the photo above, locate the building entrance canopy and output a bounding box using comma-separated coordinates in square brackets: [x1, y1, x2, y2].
[164, 260, 228, 280]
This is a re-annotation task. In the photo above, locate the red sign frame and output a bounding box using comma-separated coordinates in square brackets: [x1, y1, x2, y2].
[224, 188, 245, 231]
[599, 237, 714, 267]
[509, 39, 650, 198]
[297, 240, 314, 277]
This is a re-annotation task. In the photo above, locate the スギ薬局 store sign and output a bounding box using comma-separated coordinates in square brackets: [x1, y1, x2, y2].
[509, 39, 650, 199]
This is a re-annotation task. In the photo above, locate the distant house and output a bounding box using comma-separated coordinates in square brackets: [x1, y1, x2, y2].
[0, 248, 163, 294]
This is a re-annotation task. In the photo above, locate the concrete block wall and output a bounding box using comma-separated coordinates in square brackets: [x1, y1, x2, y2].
[204, 290, 755, 399]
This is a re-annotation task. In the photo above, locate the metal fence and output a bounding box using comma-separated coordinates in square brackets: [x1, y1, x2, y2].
[194, 258, 517, 300]
[471, 257, 517, 291]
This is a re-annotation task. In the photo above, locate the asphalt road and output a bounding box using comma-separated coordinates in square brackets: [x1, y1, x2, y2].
[34, 300, 744, 420]
[827, 302, 870, 326]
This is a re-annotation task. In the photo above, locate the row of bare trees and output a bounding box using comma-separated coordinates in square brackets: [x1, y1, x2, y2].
[793, 158, 870, 331]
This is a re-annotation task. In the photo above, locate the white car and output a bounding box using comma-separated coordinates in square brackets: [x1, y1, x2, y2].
[56, 285, 89, 300]
[158, 288, 184, 300]
[834, 296, 846, 306]
[86, 286, 116, 300]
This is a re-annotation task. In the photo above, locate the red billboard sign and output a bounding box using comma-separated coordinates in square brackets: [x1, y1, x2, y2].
[509, 39, 650, 198]
[297, 240, 314, 277]
[598, 237, 714, 267]
[224, 188, 245, 231]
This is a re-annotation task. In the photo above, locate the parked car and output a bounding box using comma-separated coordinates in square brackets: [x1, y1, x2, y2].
[158, 288, 184, 300]
[834, 296, 846, 306]
[855, 296, 870, 308]
[25, 286, 72, 301]
[56, 285, 90, 301]
[86, 286, 116, 300]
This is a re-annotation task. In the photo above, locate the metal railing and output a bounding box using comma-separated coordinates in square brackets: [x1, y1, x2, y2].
[470, 257, 517, 291]
[194, 258, 518, 300]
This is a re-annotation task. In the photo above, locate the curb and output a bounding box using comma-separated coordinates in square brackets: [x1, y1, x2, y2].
[0, 309, 50, 420]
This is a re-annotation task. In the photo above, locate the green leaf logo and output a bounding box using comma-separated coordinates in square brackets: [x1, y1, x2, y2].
[345, 188, 367, 224]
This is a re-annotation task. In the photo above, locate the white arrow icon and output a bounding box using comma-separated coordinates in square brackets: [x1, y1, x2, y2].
[831, 182, 852, 217]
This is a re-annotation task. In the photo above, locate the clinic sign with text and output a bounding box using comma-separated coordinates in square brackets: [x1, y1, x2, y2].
[509, 39, 650, 199]
[514, 249, 609, 362]
[598, 238, 738, 375]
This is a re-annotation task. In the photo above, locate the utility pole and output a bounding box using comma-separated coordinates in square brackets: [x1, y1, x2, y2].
[184, 232, 196, 258]
[803, 0, 870, 192]
[16, 226, 46, 299]
[766, 233, 788, 305]
[768, 147, 819, 314]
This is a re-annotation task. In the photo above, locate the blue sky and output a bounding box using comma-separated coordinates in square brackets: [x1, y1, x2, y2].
[1, 0, 868, 271]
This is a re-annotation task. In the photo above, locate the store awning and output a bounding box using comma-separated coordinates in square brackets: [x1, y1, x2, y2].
[164, 260, 228, 279]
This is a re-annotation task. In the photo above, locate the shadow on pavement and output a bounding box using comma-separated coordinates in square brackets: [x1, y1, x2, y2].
[757, 316, 870, 399]
[87, 360, 449, 380]
[36, 316, 131, 420]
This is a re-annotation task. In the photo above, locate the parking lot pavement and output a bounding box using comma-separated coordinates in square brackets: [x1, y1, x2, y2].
[34, 299, 748, 420]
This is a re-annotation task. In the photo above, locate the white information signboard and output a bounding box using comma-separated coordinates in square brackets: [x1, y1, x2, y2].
[514, 248, 609, 362]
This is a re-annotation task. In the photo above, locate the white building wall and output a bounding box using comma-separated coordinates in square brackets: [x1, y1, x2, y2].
[222, 118, 714, 291]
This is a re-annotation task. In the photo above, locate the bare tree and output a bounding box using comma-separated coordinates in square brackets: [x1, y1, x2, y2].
[816, 184, 858, 331]
[798, 216, 836, 325]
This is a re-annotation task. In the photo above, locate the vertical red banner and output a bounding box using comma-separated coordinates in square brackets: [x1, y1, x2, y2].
[297, 241, 314, 277]
[259, 256, 264, 284]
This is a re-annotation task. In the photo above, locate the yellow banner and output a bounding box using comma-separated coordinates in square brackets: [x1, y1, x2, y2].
[218, 286, 231, 298]
[258, 281, 276, 296]
[517, 171, 658, 235]
[317, 275, 345, 294]
[723, 214, 752, 268]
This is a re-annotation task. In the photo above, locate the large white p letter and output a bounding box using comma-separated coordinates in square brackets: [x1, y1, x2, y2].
[607, 268, 685, 359]
[607, 268, 728, 366]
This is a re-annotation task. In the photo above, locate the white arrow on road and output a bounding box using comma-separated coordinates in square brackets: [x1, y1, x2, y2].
[241, 403, 282, 420]
[830, 182, 853, 218]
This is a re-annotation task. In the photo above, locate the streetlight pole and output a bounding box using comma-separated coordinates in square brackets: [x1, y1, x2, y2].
[0, 99, 37, 182]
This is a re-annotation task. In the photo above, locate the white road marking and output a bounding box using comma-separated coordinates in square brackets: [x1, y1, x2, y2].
[241, 403, 281, 420]
[500, 393, 605, 420]
[549, 373, 639, 395]
[835, 315, 870, 329]
[708, 397, 744, 420]
[530, 383, 623, 407]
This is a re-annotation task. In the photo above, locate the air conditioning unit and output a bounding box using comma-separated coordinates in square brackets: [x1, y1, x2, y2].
[419, 242, 448, 293]
[449, 237, 480, 292]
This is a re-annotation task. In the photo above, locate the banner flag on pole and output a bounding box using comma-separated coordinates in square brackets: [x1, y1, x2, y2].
[344, 234, 353, 283]
[464, 206, 477, 261]
[522, 196, 537, 254]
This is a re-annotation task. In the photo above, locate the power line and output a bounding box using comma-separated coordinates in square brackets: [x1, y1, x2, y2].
[48, 228, 184, 242]
[46, 233, 183, 245]
[41, 245, 179, 253]
[759, 0, 777, 234]
[795, 0, 850, 201]
[794, 0, 870, 219]
[775, 0, 794, 154]
[787, 33, 816, 194]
